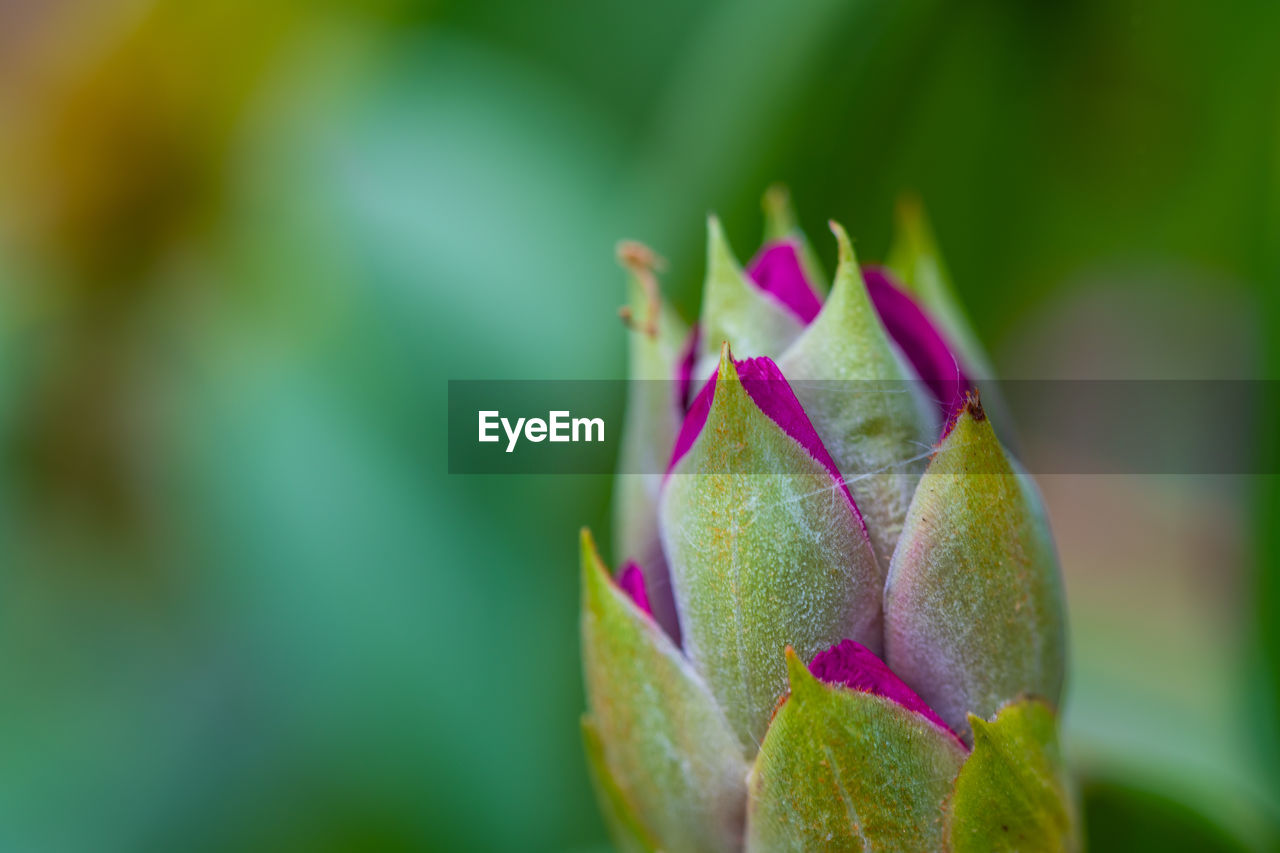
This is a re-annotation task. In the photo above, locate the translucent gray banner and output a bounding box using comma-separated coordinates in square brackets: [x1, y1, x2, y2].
[447, 380, 1271, 475]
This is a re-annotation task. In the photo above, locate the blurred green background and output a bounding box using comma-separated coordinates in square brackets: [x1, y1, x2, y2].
[1, 0, 1278, 850]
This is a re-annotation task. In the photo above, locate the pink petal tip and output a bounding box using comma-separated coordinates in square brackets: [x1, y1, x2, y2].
[809, 639, 965, 746]
[863, 265, 969, 420]
[616, 561, 653, 617]
[746, 240, 823, 324]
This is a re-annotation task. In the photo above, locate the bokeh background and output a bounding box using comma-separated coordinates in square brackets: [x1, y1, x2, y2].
[1, 0, 1278, 850]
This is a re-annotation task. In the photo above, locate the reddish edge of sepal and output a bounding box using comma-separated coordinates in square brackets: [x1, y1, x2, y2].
[809, 639, 967, 747]
[665, 350, 866, 532]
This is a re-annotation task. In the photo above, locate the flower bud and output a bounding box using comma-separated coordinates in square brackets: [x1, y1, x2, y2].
[745, 646, 968, 850]
[661, 343, 882, 750]
[778, 222, 939, 568]
[884, 396, 1067, 741]
[611, 242, 688, 639]
[583, 192, 1075, 851]
[580, 529, 747, 851]
[693, 217, 806, 383]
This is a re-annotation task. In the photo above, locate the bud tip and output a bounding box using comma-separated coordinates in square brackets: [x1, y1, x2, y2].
[716, 340, 740, 384]
[828, 220, 855, 267]
[964, 388, 985, 421]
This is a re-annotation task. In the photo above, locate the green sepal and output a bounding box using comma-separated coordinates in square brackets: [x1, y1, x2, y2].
[946, 698, 1081, 852]
[661, 344, 883, 752]
[884, 195, 994, 382]
[698, 215, 805, 366]
[761, 184, 827, 294]
[778, 221, 937, 569]
[745, 648, 968, 852]
[884, 401, 1067, 742]
[581, 717, 659, 853]
[580, 529, 747, 853]
[612, 242, 688, 632]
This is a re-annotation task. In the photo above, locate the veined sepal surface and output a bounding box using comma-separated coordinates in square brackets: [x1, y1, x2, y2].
[778, 222, 937, 569]
[661, 346, 882, 752]
[946, 698, 1081, 852]
[744, 649, 968, 851]
[884, 401, 1067, 741]
[579, 530, 747, 852]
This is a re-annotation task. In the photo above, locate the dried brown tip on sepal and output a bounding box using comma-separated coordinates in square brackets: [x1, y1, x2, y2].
[618, 302, 654, 336]
[963, 388, 985, 421]
[615, 240, 666, 338]
[616, 240, 667, 274]
[937, 388, 985, 447]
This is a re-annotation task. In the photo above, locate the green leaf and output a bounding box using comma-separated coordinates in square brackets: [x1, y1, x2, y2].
[699, 215, 805, 366]
[884, 401, 1067, 741]
[611, 242, 688, 633]
[745, 649, 968, 852]
[947, 699, 1080, 852]
[660, 346, 883, 751]
[778, 221, 937, 569]
[1079, 776, 1255, 853]
[580, 529, 747, 853]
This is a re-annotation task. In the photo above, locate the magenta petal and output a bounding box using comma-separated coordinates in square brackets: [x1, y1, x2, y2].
[810, 639, 965, 745]
[734, 357, 852, 508]
[667, 367, 716, 475]
[666, 356, 866, 535]
[746, 240, 823, 324]
[863, 265, 969, 420]
[616, 561, 653, 617]
[675, 325, 701, 413]
[618, 559, 682, 645]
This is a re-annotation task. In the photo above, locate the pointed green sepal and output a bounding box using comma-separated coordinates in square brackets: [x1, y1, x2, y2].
[761, 184, 799, 244]
[884, 196, 1024, 449]
[580, 529, 747, 852]
[581, 717, 660, 853]
[946, 698, 1081, 852]
[884, 400, 1067, 741]
[661, 345, 883, 751]
[612, 242, 689, 635]
[761, 184, 827, 293]
[744, 648, 969, 851]
[778, 221, 938, 568]
[699, 216, 805, 366]
[885, 195, 994, 382]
